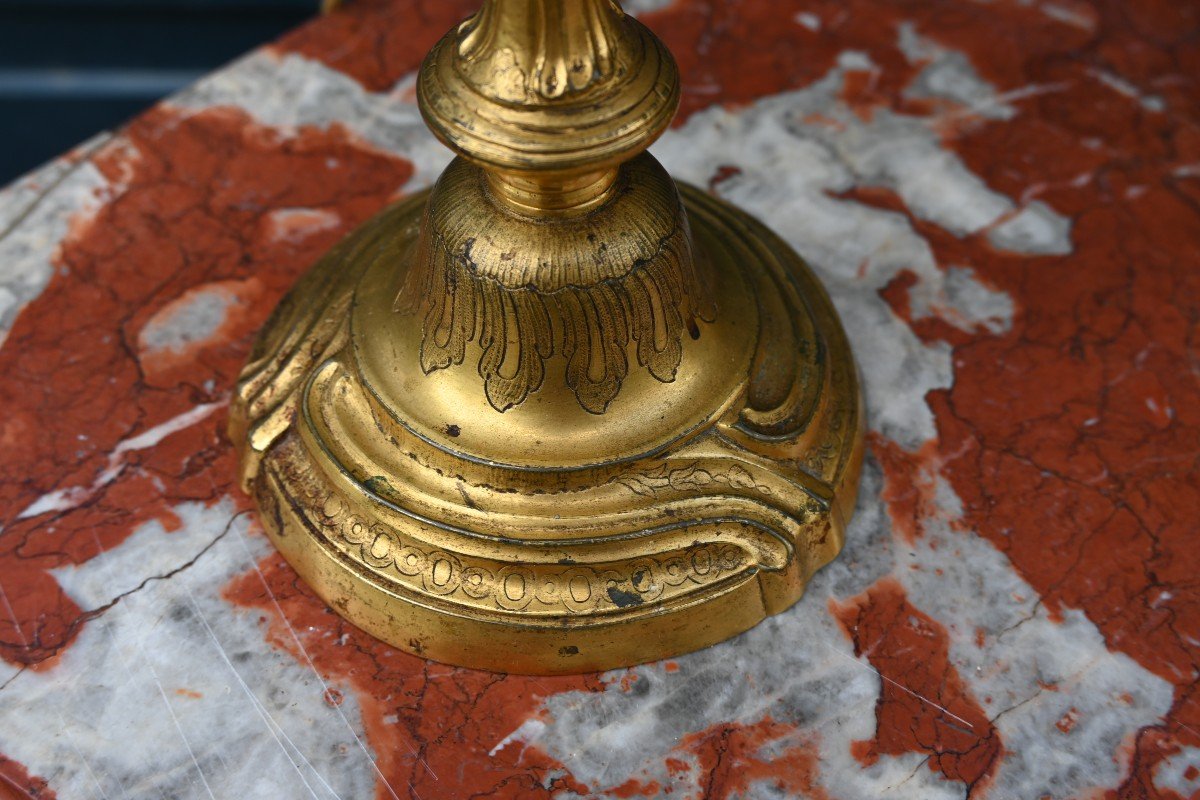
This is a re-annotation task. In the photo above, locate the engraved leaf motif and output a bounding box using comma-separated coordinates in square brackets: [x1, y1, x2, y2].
[614, 463, 771, 497]
[404, 220, 714, 415]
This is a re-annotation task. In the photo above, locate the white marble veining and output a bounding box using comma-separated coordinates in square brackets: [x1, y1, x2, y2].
[175, 51, 452, 193]
[1154, 746, 1200, 798]
[0, 501, 378, 800]
[0, 134, 115, 346]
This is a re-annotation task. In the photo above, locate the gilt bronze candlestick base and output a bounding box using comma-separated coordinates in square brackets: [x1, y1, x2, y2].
[230, 0, 864, 674]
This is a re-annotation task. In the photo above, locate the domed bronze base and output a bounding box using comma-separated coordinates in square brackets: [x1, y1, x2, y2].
[230, 172, 863, 674]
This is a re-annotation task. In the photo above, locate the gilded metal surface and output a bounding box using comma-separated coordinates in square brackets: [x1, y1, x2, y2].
[231, 0, 864, 674]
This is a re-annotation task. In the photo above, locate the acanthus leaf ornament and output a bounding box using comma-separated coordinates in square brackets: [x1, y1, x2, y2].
[396, 156, 716, 413]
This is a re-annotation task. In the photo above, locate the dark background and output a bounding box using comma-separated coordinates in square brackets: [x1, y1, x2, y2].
[0, 0, 322, 184]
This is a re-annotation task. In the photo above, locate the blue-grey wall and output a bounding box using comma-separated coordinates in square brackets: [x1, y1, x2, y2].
[0, 0, 319, 183]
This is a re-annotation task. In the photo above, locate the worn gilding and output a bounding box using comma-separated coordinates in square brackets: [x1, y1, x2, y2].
[230, 0, 863, 674]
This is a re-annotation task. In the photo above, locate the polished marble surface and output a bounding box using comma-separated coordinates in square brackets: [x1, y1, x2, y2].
[1, 0, 1198, 797]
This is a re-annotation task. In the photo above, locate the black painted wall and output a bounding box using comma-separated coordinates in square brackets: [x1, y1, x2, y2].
[0, 0, 320, 183]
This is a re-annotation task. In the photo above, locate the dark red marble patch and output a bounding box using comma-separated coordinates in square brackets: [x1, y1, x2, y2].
[0, 755, 53, 800]
[272, 0, 479, 92]
[671, 719, 829, 800]
[832, 577, 1002, 793]
[643, 0, 910, 124]
[869, 433, 943, 544]
[0, 106, 413, 666]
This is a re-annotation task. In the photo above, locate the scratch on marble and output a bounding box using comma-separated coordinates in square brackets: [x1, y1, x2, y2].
[0, 578, 29, 647]
[230, 525, 422, 798]
[822, 640, 976, 731]
[91, 555, 234, 800]
[55, 710, 118, 800]
[140, 633, 219, 800]
[180, 583, 336, 800]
